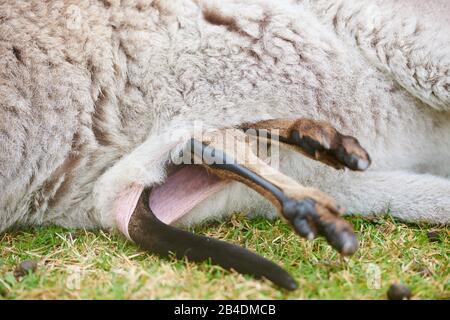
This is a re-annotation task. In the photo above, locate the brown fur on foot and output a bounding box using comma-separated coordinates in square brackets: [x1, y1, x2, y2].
[244, 118, 371, 171]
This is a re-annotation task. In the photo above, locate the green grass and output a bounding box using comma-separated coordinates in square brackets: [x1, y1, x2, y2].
[0, 214, 448, 299]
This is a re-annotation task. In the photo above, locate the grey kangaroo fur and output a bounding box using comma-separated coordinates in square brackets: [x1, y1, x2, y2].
[0, 0, 449, 289]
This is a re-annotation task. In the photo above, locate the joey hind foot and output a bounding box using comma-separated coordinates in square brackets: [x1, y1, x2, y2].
[245, 118, 371, 171]
[282, 197, 358, 256]
[191, 134, 359, 256]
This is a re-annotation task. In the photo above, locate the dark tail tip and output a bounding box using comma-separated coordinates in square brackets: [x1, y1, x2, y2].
[127, 188, 298, 291]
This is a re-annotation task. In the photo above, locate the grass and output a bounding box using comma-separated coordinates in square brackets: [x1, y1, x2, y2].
[0, 214, 448, 299]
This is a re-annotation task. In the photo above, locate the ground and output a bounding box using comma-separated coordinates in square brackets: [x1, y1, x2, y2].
[0, 214, 448, 299]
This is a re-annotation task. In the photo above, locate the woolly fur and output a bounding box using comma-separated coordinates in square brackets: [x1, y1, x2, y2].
[0, 0, 449, 233]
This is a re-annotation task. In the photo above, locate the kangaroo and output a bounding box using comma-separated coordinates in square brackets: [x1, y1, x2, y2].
[0, 0, 449, 290]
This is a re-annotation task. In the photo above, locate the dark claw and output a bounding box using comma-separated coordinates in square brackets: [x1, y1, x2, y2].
[282, 197, 358, 255]
[289, 129, 370, 172]
[335, 146, 349, 167]
[282, 198, 315, 220]
[282, 199, 316, 238]
[282, 199, 302, 220]
[302, 135, 326, 152]
[335, 145, 369, 171]
[317, 219, 359, 256]
[282, 198, 316, 239]
[293, 217, 315, 240]
[339, 231, 359, 256]
[290, 131, 317, 156]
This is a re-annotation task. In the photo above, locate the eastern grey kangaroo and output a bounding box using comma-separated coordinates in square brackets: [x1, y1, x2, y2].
[1, 0, 449, 290]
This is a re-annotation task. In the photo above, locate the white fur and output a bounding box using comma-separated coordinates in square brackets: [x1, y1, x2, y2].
[0, 0, 449, 234]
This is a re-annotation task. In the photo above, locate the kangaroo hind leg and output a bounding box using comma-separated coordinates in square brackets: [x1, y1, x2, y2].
[193, 128, 359, 256]
[242, 118, 371, 171]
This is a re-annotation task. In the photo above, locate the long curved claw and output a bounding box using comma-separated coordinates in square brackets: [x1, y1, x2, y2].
[127, 188, 298, 291]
